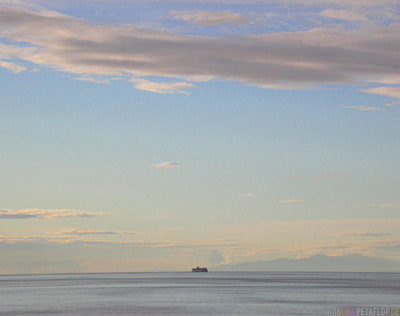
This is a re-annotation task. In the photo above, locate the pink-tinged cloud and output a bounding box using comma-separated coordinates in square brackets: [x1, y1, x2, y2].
[277, 199, 305, 204]
[1, 5, 400, 92]
[370, 203, 400, 208]
[0, 60, 26, 73]
[131, 79, 195, 94]
[50, 228, 140, 235]
[319, 9, 368, 21]
[312, 173, 351, 180]
[363, 87, 400, 99]
[150, 162, 180, 169]
[342, 105, 386, 111]
[0, 209, 107, 219]
[225, 193, 256, 197]
[141, 216, 170, 220]
[336, 231, 393, 237]
[73, 76, 110, 84]
[171, 10, 250, 26]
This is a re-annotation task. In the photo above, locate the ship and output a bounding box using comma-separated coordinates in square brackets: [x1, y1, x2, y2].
[192, 266, 208, 272]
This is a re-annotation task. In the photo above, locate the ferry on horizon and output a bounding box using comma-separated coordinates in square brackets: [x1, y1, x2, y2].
[192, 266, 208, 272]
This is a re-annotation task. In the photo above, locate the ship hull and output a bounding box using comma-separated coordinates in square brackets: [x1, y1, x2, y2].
[191, 267, 208, 272]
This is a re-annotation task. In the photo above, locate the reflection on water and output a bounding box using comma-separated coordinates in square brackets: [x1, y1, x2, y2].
[0, 272, 399, 316]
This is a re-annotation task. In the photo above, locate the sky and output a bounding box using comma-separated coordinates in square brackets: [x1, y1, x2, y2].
[0, 0, 400, 274]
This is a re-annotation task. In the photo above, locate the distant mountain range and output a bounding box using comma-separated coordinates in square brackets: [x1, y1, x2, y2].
[214, 254, 400, 272]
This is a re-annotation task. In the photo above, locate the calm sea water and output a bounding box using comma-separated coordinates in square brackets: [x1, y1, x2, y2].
[0, 272, 399, 316]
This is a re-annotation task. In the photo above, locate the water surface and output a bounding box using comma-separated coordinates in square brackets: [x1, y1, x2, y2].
[0, 272, 398, 315]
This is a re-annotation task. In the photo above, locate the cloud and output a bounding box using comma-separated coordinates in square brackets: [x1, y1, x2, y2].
[222, 0, 394, 5]
[225, 193, 256, 197]
[312, 173, 350, 180]
[50, 228, 139, 235]
[371, 77, 400, 85]
[369, 239, 400, 252]
[208, 250, 231, 264]
[217, 218, 400, 261]
[150, 162, 180, 169]
[24, 0, 399, 8]
[2, 217, 400, 273]
[0, 60, 26, 73]
[385, 101, 400, 107]
[131, 79, 195, 94]
[337, 231, 393, 237]
[1, 5, 400, 92]
[342, 105, 386, 111]
[0, 209, 107, 219]
[370, 203, 400, 208]
[319, 9, 368, 21]
[0, 235, 165, 248]
[363, 87, 400, 99]
[171, 10, 250, 26]
[141, 216, 170, 220]
[277, 199, 305, 204]
[73, 76, 110, 84]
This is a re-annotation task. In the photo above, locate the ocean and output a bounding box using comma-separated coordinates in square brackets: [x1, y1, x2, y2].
[0, 272, 398, 316]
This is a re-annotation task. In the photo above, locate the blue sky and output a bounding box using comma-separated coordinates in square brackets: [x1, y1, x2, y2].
[0, 0, 400, 273]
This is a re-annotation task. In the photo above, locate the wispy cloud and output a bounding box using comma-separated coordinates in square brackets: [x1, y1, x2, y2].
[336, 231, 393, 237]
[238, 193, 256, 197]
[371, 77, 400, 85]
[213, 0, 397, 6]
[319, 9, 368, 21]
[385, 101, 400, 108]
[312, 173, 350, 180]
[217, 218, 400, 261]
[131, 79, 195, 94]
[1, 5, 400, 92]
[0, 234, 164, 247]
[363, 87, 400, 99]
[370, 203, 400, 208]
[0, 209, 107, 219]
[225, 193, 256, 197]
[208, 250, 231, 264]
[2, 217, 400, 273]
[171, 10, 250, 26]
[73, 76, 111, 84]
[0, 60, 26, 73]
[141, 216, 170, 220]
[282, 173, 350, 181]
[342, 105, 386, 111]
[276, 199, 305, 204]
[150, 162, 180, 169]
[50, 228, 140, 235]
